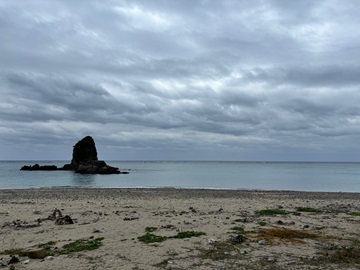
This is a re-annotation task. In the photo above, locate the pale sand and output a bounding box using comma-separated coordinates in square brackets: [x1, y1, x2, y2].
[1, 188, 360, 269]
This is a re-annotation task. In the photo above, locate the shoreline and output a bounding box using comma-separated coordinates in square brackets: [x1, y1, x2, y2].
[1, 188, 360, 269]
[0, 187, 360, 201]
[1, 187, 359, 201]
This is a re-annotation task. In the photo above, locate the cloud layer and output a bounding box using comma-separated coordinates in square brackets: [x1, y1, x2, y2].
[1, 0, 360, 161]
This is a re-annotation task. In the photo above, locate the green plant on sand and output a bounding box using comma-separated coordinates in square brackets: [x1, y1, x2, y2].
[295, 207, 323, 213]
[172, 231, 206, 239]
[138, 233, 167, 244]
[255, 209, 288, 216]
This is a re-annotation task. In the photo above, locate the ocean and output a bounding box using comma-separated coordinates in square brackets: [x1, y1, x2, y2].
[1, 161, 360, 192]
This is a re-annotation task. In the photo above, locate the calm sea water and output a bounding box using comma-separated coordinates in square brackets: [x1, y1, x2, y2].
[1, 161, 360, 192]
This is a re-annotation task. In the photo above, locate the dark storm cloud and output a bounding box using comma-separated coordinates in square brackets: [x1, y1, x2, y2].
[1, 0, 360, 160]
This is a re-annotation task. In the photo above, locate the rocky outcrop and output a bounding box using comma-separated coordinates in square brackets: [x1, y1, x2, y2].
[21, 136, 128, 174]
[21, 164, 58, 171]
[71, 136, 98, 169]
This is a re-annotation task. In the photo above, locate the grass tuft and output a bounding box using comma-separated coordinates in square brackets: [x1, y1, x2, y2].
[255, 209, 288, 216]
[138, 233, 167, 244]
[172, 231, 206, 239]
[0, 238, 104, 257]
[295, 207, 323, 213]
[38, 241, 57, 249]
[59, 237, 104, 254]
[0, 248, 24, 256]
[229, 226, 245, 233]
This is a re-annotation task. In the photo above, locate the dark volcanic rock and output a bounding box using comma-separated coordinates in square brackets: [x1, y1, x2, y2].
[21, 136, 127, 174]
[69, 137, 120, 174]
[60, 163, 73, 170]
[76, 160, 120, 174]
[21, 164, 58, 171]
[71, 136, 98, 170]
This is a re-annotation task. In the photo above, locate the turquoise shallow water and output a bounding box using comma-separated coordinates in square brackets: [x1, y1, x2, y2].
[1, 161, 360, 192]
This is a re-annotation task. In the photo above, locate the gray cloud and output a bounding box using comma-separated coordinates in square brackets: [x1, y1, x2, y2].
[1, 0, 360, 161]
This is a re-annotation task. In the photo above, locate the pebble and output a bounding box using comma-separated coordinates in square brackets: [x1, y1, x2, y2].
[208, 239, 217, 244]
[45, 256, 54, 261]
[23, 259, 30, 264]
[258, 239, 266, 245]
[0, 258, 7, 267]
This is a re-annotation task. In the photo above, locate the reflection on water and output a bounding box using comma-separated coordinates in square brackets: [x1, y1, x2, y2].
[71, 173, 95, 186]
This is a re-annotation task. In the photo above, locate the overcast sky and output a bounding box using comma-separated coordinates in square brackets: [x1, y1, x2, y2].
[1, 0, 360, 161]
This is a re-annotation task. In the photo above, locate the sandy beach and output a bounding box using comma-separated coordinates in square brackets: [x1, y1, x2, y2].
[1, 188, 360, 269]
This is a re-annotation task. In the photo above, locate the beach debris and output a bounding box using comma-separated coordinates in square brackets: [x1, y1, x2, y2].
[45, 208, 75, 225]
[123, 216, 139, 221]
[8, 255, 20, 265]
[161, 224, 176, 230]
[208, 238, 217, 244]
[189, 207, 197, 213]
[0, 258, 7, 267]
[258, 239, 266, 245]
[19, 248, 47, 259]
[229, 234, 246, 244]
[45, 256, 54, 261]
[23, 259, 30, 264]
[2, 220, 39, 229]
[276, 220, 284, 225]
[51, 208, 62, 219]
[275, 220, 295, 226]
[55, 215, 74, 225]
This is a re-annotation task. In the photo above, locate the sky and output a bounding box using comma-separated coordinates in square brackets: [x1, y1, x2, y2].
[1, 0, 360, 161]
